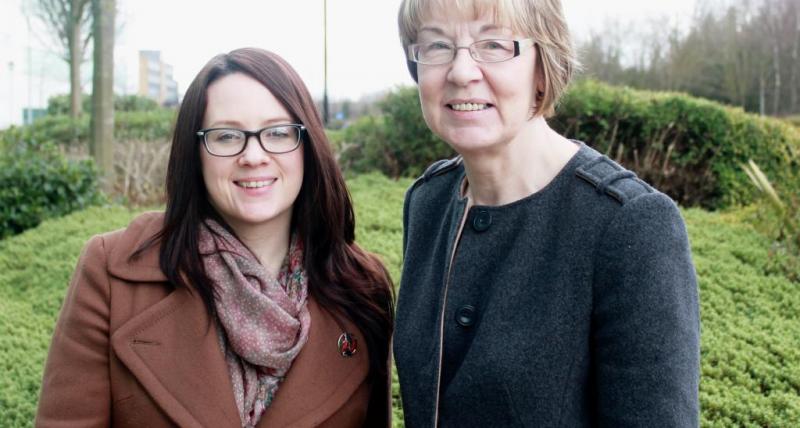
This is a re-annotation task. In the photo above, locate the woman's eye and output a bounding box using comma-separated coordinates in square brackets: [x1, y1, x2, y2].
[219, 132, 239, 140]
[264, 127, 292, 139]
[212, 130, 243, 143]
[426, 41, 452, 51]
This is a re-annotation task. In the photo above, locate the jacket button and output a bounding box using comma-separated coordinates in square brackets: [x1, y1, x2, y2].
[455, 305, 477, 327]
[472, 210, 492, 232]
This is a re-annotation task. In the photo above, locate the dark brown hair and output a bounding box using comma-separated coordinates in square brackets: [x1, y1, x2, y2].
[137, 47, 394, 419]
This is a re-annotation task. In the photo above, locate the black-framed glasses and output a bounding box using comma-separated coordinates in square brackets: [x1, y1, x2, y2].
[407, 38, 535, 65]
[196, 124, 305, 157]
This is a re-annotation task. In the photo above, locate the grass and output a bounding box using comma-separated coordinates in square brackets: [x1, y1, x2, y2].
[0, 174, 798, 426]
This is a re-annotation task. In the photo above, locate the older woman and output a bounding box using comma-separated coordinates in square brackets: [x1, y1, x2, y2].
[393, 1, 700, 427]
[36, 48, 394, 427]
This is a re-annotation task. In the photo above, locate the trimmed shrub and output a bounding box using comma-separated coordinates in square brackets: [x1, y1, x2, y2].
[0, 142, 104, 239]
[0, 206, 141, 427]
[0, 109, 177, 149]
[338, 81, 800, 209]
[553, 80, 800, 208]
[1, 175, 799, 427]
[685, 208, 800, 426]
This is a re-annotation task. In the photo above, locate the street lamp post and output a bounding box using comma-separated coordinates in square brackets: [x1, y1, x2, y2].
[7, 61, 13, 126]
[323, 0, 329, 126]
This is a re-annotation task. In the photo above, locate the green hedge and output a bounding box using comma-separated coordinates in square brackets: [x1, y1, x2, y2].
[46, 94, 161, 116]
[339, 81, 800, 209]
[1, 175, 799, 426]
[0, 143, 104, 239]
[553, 80, 800, 208]
[0, 109, 177, 148]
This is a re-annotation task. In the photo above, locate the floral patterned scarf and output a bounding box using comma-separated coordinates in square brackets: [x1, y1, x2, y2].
[199, 219, 310, 428]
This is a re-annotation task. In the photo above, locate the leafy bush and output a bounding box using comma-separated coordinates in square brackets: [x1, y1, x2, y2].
[0, 109, 177, 149]
[0, 143, 104, 239]
[553, 80, 800, 209]
[740, 160, 800, 281]
[46, 94, 160, 116]
[339, 87, 453, 178]
[114, 95, 160, 112]
[339, 81, 800, 209]
[46, 94, 91, 116]
[339, 115, 395, 175]
[0, 175, 798, 427]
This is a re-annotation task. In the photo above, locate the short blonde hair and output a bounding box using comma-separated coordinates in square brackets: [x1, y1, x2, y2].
[398, 0, 578, 117]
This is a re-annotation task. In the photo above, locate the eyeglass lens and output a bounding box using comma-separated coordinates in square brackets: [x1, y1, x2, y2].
[205, 125, 300, 156]
[414, 39, 516, 64]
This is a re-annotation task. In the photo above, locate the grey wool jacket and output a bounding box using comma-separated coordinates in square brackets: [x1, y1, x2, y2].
[394, 143, 700, 427]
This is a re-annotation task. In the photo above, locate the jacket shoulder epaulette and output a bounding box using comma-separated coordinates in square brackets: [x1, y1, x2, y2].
[575, 154, 653, 204]
[423, 156, 463, 181]
[407, 156, 463, 195]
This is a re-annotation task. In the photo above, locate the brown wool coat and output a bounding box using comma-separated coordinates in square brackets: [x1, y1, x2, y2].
[36, 212, 388, 428]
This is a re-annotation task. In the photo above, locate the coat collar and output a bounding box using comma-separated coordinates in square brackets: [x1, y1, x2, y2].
[108, 212, 371, 427]
[106, 211, 168, 283]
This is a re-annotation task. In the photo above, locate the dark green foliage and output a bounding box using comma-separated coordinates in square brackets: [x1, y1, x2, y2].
[0, 206, 140, 427]
[339, 87, 454, 178]
[113, 95, 160, 112]
[340, 81, 800, 209]
[46, 94, 92, 116]
[339, 116, 394, 175]
[0, 143, 104, 239]
[0, 109, 177, 148]
[553, 80, 800, 209]
[46, 93, 160, 116]
[1, 176, 798, 427]
[684, 208, 800, 426]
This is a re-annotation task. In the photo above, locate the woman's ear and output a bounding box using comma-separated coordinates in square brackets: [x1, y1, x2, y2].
[534, 46, 546, 102]
[531, 46, 546, 118]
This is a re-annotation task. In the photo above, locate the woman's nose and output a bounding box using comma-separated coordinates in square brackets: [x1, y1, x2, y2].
[447, 48, 483, 86]
[238, 135, 271, 166]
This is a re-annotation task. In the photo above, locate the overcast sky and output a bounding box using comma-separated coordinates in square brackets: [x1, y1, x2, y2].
[0, 0, 697, 128]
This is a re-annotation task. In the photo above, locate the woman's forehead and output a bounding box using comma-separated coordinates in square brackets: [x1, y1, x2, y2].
[413, 0, 521, 35]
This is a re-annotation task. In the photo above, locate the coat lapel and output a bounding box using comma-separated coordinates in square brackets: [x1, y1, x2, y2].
[106, 212, 372, 427]
[106, 212, 241, 427]
[256, 299, 370, 427]
[110, 286, 241, 428]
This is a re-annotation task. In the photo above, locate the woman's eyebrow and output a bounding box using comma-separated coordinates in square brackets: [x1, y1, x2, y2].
[207, 117, 294, 128]
[479, 24, 511, 34]
[418, 26, 446, 36]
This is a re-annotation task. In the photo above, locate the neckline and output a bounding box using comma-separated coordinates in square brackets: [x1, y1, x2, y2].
[457, 141, 589, 211]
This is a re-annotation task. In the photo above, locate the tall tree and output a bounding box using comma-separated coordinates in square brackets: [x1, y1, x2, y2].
[576, 0, 800, 117]
[32, 0, 92, 118]
[90, 0, 115, 191]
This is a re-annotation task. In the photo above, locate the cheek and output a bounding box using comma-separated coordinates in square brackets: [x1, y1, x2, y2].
[200, 154, 227, 190]
[287, 150, 305, 188]
[416, 84, 440, 131]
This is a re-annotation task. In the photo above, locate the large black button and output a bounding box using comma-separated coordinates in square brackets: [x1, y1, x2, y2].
[455, 305, 477, 327]
[471, 209, 492, 233]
